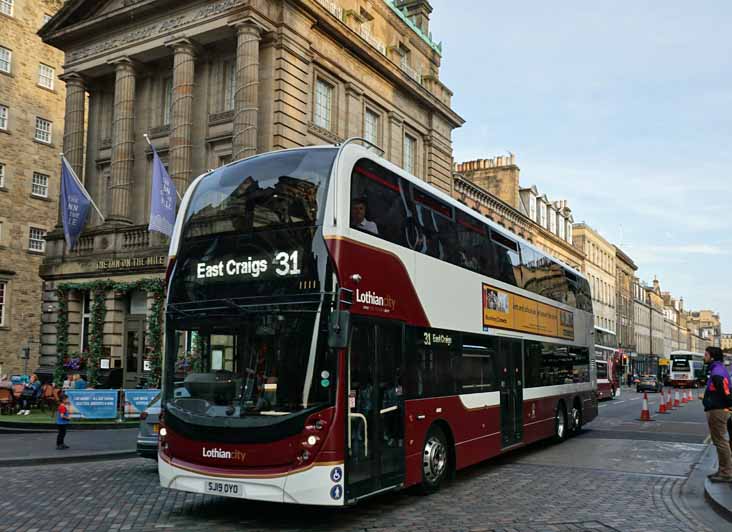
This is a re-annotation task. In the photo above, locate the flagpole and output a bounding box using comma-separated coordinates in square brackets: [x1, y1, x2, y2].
[144, 133, 183, 201]
[59, 153, 106, 222]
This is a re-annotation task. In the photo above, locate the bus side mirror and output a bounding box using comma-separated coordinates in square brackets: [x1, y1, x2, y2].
[328, 310, 351, 349]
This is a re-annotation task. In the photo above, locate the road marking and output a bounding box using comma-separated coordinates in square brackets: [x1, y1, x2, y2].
[615, 400, 626, 404]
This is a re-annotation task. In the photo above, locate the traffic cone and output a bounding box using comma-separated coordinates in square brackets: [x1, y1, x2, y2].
[674, 388, 680, 407]
[640, 392, 652, 421]
[666, 389, 673, 410]
[681, 389, 688, 404]
[658, 390, 667, 414]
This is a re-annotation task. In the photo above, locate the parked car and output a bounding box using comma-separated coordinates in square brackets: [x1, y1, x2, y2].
[636, 375, 662, 393]
[136, 394, 161, 459]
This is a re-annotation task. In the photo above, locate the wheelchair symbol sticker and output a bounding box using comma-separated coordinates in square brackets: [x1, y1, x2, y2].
[330, 484, 343, 500]
[330, 467, 342, 483]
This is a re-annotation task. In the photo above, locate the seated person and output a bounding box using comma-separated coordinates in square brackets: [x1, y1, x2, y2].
[74, 374, 87, 390]
[350, 198, 378, 235]
[17, 374, 41, 415]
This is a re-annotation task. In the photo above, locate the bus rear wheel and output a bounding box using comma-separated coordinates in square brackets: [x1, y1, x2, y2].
[420, 425, 450, 493]
[554, 403, 568, 442]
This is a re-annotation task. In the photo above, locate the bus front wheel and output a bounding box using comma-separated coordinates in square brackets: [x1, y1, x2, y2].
[420, 425, 450, 493]
[554, 403, 568, 442]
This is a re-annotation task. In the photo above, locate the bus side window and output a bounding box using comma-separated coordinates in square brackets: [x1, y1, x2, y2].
[350, 160, 410, 246]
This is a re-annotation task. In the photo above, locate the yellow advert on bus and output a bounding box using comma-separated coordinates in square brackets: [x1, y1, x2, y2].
[482, 283, 574, 340]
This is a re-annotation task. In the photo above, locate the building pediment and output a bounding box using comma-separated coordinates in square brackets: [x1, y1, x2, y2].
[40, 0, 174, 43]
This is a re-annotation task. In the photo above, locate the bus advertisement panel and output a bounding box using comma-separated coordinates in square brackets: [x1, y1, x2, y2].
[158, 142, 596, 506]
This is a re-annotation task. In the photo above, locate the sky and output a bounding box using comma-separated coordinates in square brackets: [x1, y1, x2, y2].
[429, 0, 731, 329]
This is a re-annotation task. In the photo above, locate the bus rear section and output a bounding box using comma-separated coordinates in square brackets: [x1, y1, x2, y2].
[668, 351, 705, 388]
[158, 143, 597, 506]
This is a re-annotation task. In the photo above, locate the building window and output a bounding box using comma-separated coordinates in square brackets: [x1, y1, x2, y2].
[38, 63, 54, 89]
[35, 117, 52, 143]
[404, 133, 416, 175]
[364, 108, 380, 145]
[224, 61, 235, 111]
[314, 78, 334, 130]
[29, 227, 46, 252]
[0, 0, 13, 17]
[0, 162, 4, 187]
[162, 77, 173, 126]
[0, 105, 7, 130]
[539, 201, 547, 228]
[0, 47, 10, 74]
[0, 280, 5, 326]
[558, 216, 565, 239]
[31, 172, 49, 198]
[80, 291, 91, 352]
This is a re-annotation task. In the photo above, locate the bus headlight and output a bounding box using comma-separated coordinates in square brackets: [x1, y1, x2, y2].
[307, 435, 318, 446]
[159, 427, 167, 437]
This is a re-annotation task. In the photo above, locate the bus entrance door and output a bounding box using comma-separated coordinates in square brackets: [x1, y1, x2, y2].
[498, 338, 523, 447]
[346, 319, 405, 502]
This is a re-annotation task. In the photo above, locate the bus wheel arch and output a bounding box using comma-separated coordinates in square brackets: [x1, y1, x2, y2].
[554, 401, 568, 442]
[569, 397, 583, 435]
[419, 421, 454, 493]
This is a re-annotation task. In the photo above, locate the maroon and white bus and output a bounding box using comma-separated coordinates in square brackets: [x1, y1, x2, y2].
[158, 140, 597, 506]
[594, 327, 619, 400]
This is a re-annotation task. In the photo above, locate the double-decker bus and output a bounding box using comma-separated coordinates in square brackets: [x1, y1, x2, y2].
[158, 140, 596, 506]
[668, 351, 705, 387]
[594, 327, 619, 400]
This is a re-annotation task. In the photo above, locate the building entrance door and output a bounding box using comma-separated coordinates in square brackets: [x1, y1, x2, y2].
[124, 317, 147, 388]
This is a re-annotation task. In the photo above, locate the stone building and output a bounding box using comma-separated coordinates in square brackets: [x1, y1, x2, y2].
[36, 0, 463, 385]
[632, 278, 651, 374]
[686, 309, 722, 348]
[572, 223, 615, 331]
[453, 156, 583, 270]
[0, 0, 65, 377]
[722, 333, 732, 352]
[614, 246, 636, 374]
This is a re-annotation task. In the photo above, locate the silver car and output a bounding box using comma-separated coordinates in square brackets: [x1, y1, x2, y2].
[136, 394, 161, 459]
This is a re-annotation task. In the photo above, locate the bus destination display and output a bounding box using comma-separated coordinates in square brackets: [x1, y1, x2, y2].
[196, 250, 303, 280]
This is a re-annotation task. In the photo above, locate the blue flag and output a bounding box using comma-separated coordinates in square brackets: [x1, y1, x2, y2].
[60, 156, 92, 250]
[148, 144, 178, 237]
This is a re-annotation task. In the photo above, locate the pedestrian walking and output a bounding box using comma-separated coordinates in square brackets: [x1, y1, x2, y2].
[56, 392, 71, 450]
[700, 346, 732, 482]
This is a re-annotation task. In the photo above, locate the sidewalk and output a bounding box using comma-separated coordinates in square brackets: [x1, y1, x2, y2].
[0, 427, 139, 467]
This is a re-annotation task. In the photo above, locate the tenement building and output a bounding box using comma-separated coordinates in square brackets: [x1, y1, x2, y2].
[453, 156, 583, 270]
[572, 223, 615, 331]
[36, 0, 463, 385]
[614, 246, 636, 373]
[686, 309, 722, 348]
[0, 0, 65, 377]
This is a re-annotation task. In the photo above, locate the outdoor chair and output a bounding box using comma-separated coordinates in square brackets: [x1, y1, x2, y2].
[11, 384, 24, 400]
[39, 384, 59, 413]
[0, 387, 15, 415]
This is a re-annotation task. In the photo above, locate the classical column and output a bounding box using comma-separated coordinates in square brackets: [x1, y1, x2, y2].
[232, 22, 262, 161]
[108, 58, 137, 223]
[168, 40, 197, 196]
[61, 73, 86, 175]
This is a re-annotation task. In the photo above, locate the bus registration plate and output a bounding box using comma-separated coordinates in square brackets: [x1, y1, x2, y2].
[204, 480, 245, 498]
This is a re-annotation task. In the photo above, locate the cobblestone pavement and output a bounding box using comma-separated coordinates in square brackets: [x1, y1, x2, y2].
[0, 452, 712, 532]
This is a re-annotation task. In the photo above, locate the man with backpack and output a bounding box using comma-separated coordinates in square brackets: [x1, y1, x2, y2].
[701, 347, 732, 482]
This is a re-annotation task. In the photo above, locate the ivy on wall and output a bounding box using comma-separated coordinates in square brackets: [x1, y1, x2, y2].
[54, 278, 165, 388]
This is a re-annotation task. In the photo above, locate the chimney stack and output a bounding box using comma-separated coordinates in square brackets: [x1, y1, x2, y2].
[395, 0, 433, 35]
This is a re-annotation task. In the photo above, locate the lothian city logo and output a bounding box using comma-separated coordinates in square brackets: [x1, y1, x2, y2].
[202, 447, 246, 462]
[355, 289, 396, 311]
